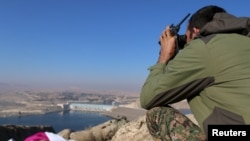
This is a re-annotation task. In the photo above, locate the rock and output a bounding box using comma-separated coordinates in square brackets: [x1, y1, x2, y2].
[0, 124, 55, 141]
[70, 129, 95, 141]
[111, 115, 153, 141]
[58, 118, 128, 141]
[57, 128, 72, 139]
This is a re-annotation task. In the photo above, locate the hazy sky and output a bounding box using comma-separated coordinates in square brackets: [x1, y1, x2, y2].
[1, 0, 249, 94]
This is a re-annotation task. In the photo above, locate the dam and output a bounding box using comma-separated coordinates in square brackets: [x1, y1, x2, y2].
[59, 101, 119, 112]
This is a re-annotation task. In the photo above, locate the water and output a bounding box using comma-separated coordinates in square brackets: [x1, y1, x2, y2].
[0, 111, 111, 132]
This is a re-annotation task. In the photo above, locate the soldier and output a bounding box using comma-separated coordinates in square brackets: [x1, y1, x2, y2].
[140, 5, 250, 140]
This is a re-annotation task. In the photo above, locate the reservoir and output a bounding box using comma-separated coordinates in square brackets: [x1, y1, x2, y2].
[0, 110, 111, 132]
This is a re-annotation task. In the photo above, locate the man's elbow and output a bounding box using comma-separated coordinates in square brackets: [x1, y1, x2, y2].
[140, 98, 151, 110]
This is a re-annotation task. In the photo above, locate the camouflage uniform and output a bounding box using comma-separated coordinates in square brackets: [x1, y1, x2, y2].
[146, 106, 206, 141]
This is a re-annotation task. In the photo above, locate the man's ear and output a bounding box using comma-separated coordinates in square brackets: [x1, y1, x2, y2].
[193, 27, 200, 34]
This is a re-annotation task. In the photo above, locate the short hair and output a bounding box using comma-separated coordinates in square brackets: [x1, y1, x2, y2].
[188, 5, 227, 30]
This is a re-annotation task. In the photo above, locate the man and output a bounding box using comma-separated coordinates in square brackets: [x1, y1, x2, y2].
[140, 5, 250, 140]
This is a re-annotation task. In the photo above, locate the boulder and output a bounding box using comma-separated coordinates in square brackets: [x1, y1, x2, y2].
[58, 118, 128, 141]
[111, 115, 153, 141]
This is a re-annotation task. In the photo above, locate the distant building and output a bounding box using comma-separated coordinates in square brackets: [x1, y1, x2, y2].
[57, 104, 70, 111]
[68, 102, 113, 111]
[112, 101, 119, 107]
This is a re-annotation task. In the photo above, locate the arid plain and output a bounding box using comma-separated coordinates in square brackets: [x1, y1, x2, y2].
[0, 82, 190, 118]
[0, 85, 140, 118]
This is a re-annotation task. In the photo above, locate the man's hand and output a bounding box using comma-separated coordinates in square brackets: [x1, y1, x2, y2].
[158, 26, 177, 64]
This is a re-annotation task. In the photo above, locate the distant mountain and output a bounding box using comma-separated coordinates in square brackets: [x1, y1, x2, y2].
[0, 82, 9, 86]
[0, 82, 30, 93]
[0, 82, 140, 96]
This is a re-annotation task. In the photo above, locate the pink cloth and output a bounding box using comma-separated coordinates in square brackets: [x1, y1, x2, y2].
[24, 131, 68, 141]
[24, 132, 49, 141]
